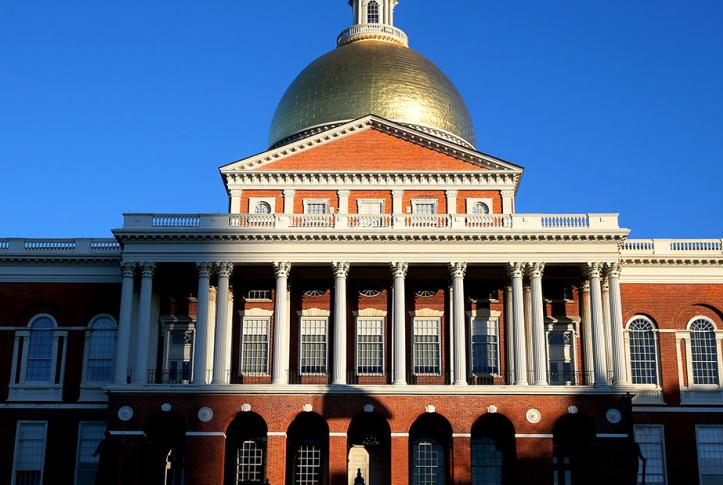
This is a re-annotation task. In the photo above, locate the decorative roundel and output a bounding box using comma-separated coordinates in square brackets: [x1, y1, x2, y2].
[358, 283, 382, 298]
[526, 408, 542, 424]
[606, 409, 622, 424]
[161, 403, 172, 412]
[117, 406, 134, 422]
[415, 286, 438, 298]
[304, 289, 325, 297]
[197, 407, 214, 423]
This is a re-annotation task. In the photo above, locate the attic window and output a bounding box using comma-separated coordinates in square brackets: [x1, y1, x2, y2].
[367, 1, 380, 23]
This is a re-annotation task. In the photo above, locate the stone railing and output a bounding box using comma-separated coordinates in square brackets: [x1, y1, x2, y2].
[337, 23, 409, 47]
[122, 213, 623, 233]
[622, 239, 723, 256]
[0, 238, 121, 256]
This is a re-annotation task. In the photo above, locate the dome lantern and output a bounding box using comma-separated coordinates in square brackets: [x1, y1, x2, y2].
[338, 0, 408, 47]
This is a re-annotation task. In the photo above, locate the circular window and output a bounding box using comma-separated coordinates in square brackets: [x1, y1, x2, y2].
[254, 202, 272, 214]
[472, 202, 490, 214]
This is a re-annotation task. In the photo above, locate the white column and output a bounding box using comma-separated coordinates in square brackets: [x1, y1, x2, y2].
[229, 189, 242, 213]
[115, 262, 135, 384]
[272, 262, 291, 385]
[602, 277, 614, 373]
[523, 283, 534, 378]
[332, 262, 350, 385]
[580, 281, 595, 385]
[283, 189, 296, 215]
[501, 190, 515, 214]
[448, 283, 455, 383]
[212, 262, 233, 384]
[504, 285, 515, 384]
[133, 263, 155, 385]
[192, 263, 212, 384]
[449, 262, 467, 385]
[391, 262, 408, 385]
[528, 263, 548, 385]
[337, 190, 350, 214]
[507, 263, 528, 385]
[607, 262, 629, 384]
[586, 263, 609, 386]
[392, 190, 404, 228]
[445, 191, 458, 215]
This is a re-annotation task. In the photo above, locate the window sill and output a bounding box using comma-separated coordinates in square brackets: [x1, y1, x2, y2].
[8, 385, 63, 402]
[681, 388, 723, 405]
[79, 387, 109, 402]
[631, 388, 664, 405]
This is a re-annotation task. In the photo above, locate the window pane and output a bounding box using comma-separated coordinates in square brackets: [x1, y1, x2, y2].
[414, 203, 436, 215]
[87, 319, 117, 384]
[357, 318, 384, 375]
[305, 203, 328, 215]
[14, 422, 47, 485]
[698, 426, 723, 484]
[236, 440, 264, 483]
[367, 1, 380, 23]
[413, 318, 440, 375]
[167, 328, 194, 383]
[472, 437, 502, 485]
[548, 331, 575, 385]
[241, 318, 269, 375]
[634, 425, 666, 484]
[301, 318, 327, 375]
[413, 440, 445, 485]
[76, 422, 106, 485]
[471, 318, 498, 375]
[628, 319, 658, 385]
[296, 443, 322, 485]
[26, 319, 54, 383]
[254, 202, 272, 214]
[690, 320, 719, 385]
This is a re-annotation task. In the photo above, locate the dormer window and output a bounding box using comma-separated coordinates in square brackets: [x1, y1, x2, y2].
[367, 1, 380, 23]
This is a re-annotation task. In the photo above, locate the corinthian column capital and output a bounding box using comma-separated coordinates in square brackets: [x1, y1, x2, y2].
[273, 261, 292, 279]
[216, 262, 234, 278]
[583, 262, 603, 279]
[526, 262, 545, 279]
[606, 261, 623, 279]
[120, 262, 136, 278]
[332, 262, 351, 279]
[390, 262, 408, 279]
[196, 262, 212, 278]
[140, 262, 156, 279]
[448, 262, 467, 279]
[506, 262, 525, 279]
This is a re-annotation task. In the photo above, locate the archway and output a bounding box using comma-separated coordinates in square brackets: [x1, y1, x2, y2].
[552, 414, 597, 485]
[409, 413, 452, 485]
[347, 413, 391, 485]
[141, 411, 187, 485]
[225, 412, 268, 485]
[286, 412, 330, 485]
[471, 413, 516, 485]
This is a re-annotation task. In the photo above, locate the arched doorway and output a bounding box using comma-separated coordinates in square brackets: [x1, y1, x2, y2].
[409, 413, 452, 485]
[286, 412, 329, 485]
[142, 411, 187, 485]
[471, 414, 516, 485]
[225, 412, 268, 485]
[347, 413, 391, 485]
[552, 414, 597, 485]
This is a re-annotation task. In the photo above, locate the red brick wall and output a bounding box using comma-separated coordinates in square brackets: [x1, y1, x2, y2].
[240, 189, 283, 214]
[347, 190, 393, 214]
[456, 190, 503, 214]
[293, 190, 339, 214]
[258, 129, 488, 172]
[402, 190, 447, 214]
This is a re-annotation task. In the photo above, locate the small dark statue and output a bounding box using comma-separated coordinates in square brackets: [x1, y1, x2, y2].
[354, 468, 366, 485]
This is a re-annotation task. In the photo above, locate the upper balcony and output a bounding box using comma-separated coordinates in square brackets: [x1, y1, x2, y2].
[0, 238, 120, 258]
[622, 239, 723, 256]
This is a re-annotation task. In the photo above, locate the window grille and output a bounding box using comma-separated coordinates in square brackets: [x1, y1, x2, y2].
[13, 422, 47, 485]
[254, 202, 272, 214]
[305, 202, 328, 215]
[75, 422, 106, 485]
[413, 440, 445, 485]
[26, 318, 55, 383]
[690, 319, 719, 385]
[548, 331, 575, 385]
[241, 318, 269, 375]
[295, 443, 322, 485]
[472, 202, 490, 214]
[167, 328, 194, 383]
[634, 425, 666, 484]
[697, 426, 723, 484]
[236, 440, 264, 484]
[628, 318, 659, 385]
[471, 436, 503, 485]
[367, 1, 380, 23]
[356, 318, 384, 375]
[247, 290, 271, 301]
[413, 318, 441, 375]
[471, 318, 498, 375]
[300, 318, 328, 375]
[86, 317, 117, 384]
[413, 202, 437, 215]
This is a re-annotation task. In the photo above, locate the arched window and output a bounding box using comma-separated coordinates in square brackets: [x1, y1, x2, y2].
[25, 316, 56, 383]
[254, 202, 272, 215]
[627, 317, 659, 385]
[226, 412, 268, 485]
[85, 316, 117, 384]
[367, 1, 380, 24]
[472, 202, 490, 215]
[690, 318, 719, 385]
[409, 414, 451, 485]
[471, 414, 516, 485]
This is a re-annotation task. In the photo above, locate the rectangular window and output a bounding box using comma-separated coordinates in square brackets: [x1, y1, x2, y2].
[356, 318, 384, 376]
[304, 201, 329, 215]
[634, 425, 666, 484]
[166, 328, 194, 383]
[413, 201, 437, 215]
[236, 440, 265, 483]
[246, 290, 271, 301]
[413, 318, 441, 375]
[75, 422, 106, 485]
[697, 426, 723, 485]
[300, 318, 328, 375]
[241, 318, 270, 375]
[12, 421, 47, 485]
[295, 443, 322, 485]
[471, 318, 498, 375]
[548, 330, 575, 385]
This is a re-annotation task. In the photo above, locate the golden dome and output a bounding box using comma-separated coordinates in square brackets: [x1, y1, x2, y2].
[269, 40, 477, 149]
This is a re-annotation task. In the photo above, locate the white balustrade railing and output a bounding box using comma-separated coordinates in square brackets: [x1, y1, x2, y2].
[337, 23, 409, 46]
[24, 240, 77, 251]
[152, 215, 201, 228]
[623, 239, 723, 256]
[289, 214, 336, 228]
[540, 215, 589, 228]
[465, 215, 512, 229]
[345, 214, 393, 228]
[0, 240, 9, 250]
[229, 214, 276, 228]
[405, 214, 451, 228]
[0, 239, 120, 256]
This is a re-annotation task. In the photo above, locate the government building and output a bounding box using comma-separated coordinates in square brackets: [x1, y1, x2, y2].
[1, 1, 722, 484]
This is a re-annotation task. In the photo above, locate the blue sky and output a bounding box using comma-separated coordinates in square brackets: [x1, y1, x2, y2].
[1, 0, 721, 238]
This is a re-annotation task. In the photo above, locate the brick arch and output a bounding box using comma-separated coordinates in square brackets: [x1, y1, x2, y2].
[18, 302, 68, 327]
[622, 310, 663, 329]
[672, 303, 723, 330]
[221, 409, 269, 434]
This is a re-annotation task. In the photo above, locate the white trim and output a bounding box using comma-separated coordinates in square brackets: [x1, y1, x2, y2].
[80, 314, 118, 391]
[391, 432, 409, 437]
[411, 198, 438, 215]
[356, 198, 385, 215]
[469, 313, 501, 378]
[267, 431, 287, 437]
[0, 403, 108, 409]
[12, 421, 48, 485]
[411, 316, 442, 376]
[303, 198, 331, 215]
[239, 315, 271, 376]
[624, 315, 662, 387]
[466, 198, 494, 215]
[596, 433, 629, 438]
[633, 424, 668, 485]
[299, 315, 330, 376]
[108, 430, 145, 436]
[329, 432, 347, 437]
[248, 197, 276, 215]
[515, 433, 553, 438]
[452, 433, 472, 438]
[186, 431, 226, 437]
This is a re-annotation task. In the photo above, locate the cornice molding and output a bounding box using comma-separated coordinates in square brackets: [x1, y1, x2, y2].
[622, 258, 723, 266]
